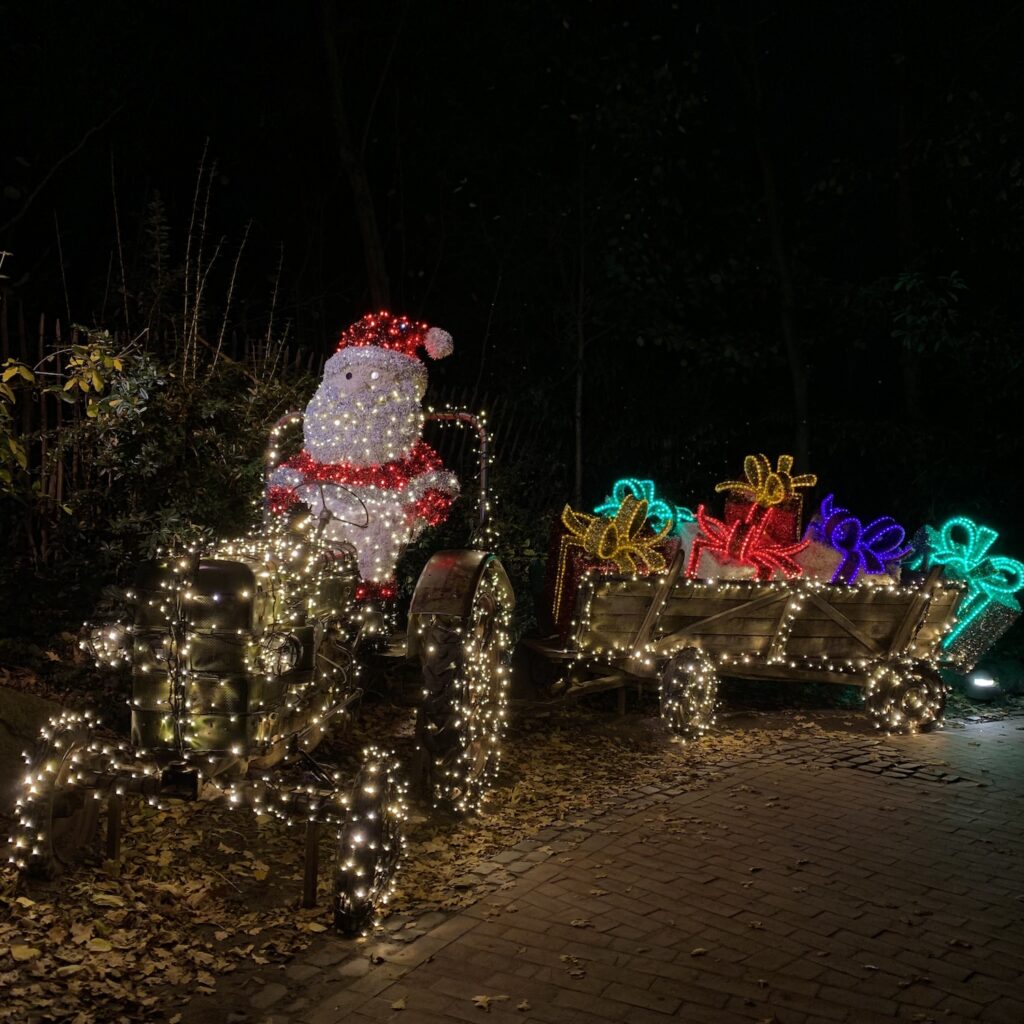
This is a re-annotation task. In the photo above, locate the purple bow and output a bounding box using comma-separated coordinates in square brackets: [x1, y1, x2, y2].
[810, 494, 913, 585]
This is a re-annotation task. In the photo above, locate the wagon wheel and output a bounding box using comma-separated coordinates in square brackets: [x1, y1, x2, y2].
[333, 747, 406, 935]
[416, 560, 513, 813]
[659, 647, 718, 741]
[865, 658, 947, 734]
[10, 712, 107, 879]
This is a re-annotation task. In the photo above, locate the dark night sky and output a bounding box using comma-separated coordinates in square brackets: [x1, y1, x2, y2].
[3, 0, 1024, 536]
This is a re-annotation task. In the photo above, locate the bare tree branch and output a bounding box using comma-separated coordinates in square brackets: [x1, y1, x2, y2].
[0, 106, 123, 234]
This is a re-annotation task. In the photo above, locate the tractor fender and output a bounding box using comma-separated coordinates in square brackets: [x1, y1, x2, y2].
[406, 550, 514, 660]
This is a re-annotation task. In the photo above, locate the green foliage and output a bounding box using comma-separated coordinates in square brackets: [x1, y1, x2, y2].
[0, 350, 311, 641]
[892, 271, 968, 354]
[0, 358, 35, 486]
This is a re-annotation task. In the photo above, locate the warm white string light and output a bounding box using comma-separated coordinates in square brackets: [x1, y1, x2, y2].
[560, 570, 960, 736]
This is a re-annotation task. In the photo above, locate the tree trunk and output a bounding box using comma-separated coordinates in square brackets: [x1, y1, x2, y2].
[756, 136, 810, 468]
[574, 315, 584, 510]
[726, 14, 809, 467]
[573, 156, 586, 509]
[318, 0, 391, 309]
[896, 57, 922, 421]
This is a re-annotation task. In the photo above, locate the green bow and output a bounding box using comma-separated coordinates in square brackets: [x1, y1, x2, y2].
[922, 516, 1024, 649]
[595, 478, 693, 535]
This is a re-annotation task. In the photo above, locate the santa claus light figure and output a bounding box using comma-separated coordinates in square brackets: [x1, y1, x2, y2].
[268, 312, 459, 599]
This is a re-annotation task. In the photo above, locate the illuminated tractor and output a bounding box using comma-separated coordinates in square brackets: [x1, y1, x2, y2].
[9, 412, 513, 934]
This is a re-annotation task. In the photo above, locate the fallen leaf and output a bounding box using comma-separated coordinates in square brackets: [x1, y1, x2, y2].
[91, 894, 125, 908]
[56, 964, 85, 977]
[690, 947, 708, 957]
[87, 938, 113, 953]
[472, 994, 509, 1012]
[391, 996, 407, 1010]
[517, 1000, 531, 1011]
[570, 918, 592, 928]
[10, 945, 40, 962]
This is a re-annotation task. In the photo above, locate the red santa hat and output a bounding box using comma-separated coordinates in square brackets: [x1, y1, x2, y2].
[323, 310, 453, 394]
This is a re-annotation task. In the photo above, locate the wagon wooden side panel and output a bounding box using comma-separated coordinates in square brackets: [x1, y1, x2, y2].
[531, 556, 962, 735]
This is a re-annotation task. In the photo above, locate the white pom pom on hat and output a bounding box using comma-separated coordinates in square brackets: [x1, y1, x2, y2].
[424, 327, 454, 360]
[333, 311, 454, 363]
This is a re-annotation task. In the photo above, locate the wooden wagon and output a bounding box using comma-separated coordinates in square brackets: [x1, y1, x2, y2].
[524, 555, 963, 735]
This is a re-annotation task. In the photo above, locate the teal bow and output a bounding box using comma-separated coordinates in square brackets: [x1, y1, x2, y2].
[920, 516, 1024, 649]
[595, 478, 694, 535]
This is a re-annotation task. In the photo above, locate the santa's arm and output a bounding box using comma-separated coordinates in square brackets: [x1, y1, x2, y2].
[404, 468, 460, 527]
[267, 465, 304, 515]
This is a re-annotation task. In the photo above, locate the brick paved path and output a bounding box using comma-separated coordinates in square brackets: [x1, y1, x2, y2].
[183, 715, 1024, 1024]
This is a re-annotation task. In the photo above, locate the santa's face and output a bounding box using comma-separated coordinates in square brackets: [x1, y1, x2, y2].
[304, 350, 425, 466]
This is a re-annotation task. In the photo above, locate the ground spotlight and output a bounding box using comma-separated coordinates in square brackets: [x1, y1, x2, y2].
[966, 672, 1000, 703]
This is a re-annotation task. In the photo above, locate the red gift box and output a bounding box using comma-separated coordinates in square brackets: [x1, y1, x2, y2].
[723, 495, 804, 545]
[543, 521, 679, 639]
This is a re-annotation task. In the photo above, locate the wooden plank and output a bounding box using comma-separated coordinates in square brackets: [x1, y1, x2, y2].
[907, 580, 961, 658]
[722, 663, 867, 687]
[662, 599, 796, 619]
[656, 610, 905, 636]
[649, 589, 788, 656]
[890, 567, 943, 654]
[565, 674, 627, 697]
[804, 590, 884, 655]
[783, 637, 882, 659]
[582, 619, 645, 638]
[589, 593, 667, 614]
[651, 616, 784, 637]
[785, 618, 899, 640]
[520, 637, 578, 661]
[766, 596, 792, 662]
[822, 589, 924, 606]
[670, 580, 920, 603]
[674, 635, 772, 655]
[592, 578, 662, 600]
[627, 550, 686, 662]
[597, 607, 789, 628]
[661, 605, 915, 627]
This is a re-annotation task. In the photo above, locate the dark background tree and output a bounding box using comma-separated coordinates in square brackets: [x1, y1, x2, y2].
[2, 0, 1022, 643]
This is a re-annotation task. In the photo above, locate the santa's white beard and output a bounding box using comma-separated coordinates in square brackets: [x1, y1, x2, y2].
[304, 383, 422, 466]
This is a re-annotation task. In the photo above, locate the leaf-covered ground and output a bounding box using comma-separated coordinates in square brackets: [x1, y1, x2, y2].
[2, 666, 1022, 1024]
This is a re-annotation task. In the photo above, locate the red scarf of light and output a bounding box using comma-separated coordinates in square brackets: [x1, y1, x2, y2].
[281, 441, 442, 491]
